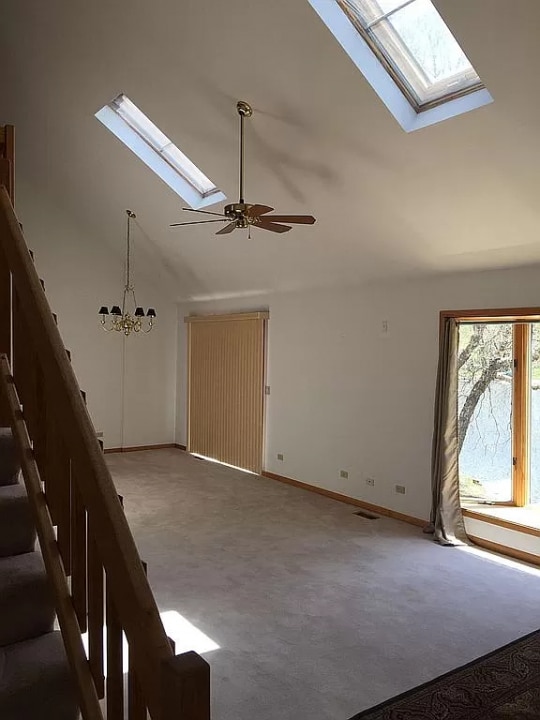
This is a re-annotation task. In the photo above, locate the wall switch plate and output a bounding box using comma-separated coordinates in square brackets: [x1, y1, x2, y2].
[340, 470, 349, 479]
[265, 385, 271, 395]
[277, 453, 284, 461]
[366, 477, 375, 487]
[395, 485, 406, 494]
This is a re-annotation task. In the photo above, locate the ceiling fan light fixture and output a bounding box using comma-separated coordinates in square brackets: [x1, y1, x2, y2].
[169, 101, 316, 235]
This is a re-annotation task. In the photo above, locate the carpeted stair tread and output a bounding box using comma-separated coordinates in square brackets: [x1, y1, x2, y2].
[0, 631, 79, 720]
[0, 429, 19, 487]
[0, 483, 35, 557]
[0, 552, 55, 647]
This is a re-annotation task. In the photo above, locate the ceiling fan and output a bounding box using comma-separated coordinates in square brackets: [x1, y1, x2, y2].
[170, 101, 316, 236]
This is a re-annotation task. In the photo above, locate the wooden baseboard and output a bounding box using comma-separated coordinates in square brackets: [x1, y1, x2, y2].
[104, 443, 176, 454]
[261, 470, 426, 528]
[174, 443, 187, 451]
[467, 535, 540, 567]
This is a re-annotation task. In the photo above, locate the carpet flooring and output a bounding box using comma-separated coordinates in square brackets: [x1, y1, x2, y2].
[106, 449, 540, 720]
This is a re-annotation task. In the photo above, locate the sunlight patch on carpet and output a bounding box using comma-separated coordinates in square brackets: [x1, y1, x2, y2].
[160, 610, 220, 654]
[458, 544, 540, 577]
[81, 610, 219, 675]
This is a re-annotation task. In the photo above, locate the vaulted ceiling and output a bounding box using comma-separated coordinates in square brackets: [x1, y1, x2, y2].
[2, 0, 540, 300]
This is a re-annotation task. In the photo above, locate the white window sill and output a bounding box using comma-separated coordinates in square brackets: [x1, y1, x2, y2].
[462, 504, 540, 535]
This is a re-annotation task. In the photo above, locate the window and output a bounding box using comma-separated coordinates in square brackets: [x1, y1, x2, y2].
[337, 0, 483, 110]
[307, 0, 493, 131]
[96, 94, 225, 209]
[451, 310, 540, 509]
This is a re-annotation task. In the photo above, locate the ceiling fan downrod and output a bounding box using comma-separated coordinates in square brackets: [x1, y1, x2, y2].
[237, 100, 252, 205]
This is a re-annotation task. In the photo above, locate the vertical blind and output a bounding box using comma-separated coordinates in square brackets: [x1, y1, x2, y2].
[185, 312, 268, 473]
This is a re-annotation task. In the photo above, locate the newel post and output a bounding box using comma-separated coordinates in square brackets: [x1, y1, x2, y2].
[161, 651, 210, 720]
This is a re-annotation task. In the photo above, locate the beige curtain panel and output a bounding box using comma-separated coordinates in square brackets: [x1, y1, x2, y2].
[186, 312, 267, 474]
[429, 317, 467, 546]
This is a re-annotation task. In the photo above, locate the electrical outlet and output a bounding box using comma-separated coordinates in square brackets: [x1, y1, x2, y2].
[340, 470, 349, 479]
[366, 477, 375, 487]
[395, 485, 406, 495]
[382, 320, 389, 334]
[265, 385, 271, 395]
[277, 453, 284, 461]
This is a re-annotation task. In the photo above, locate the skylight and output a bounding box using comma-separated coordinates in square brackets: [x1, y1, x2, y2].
[96, 94, 225, 209]
[337, 0, 483, 110]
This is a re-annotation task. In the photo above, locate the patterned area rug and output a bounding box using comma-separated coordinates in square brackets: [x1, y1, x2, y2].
[349, 630, 540, 720]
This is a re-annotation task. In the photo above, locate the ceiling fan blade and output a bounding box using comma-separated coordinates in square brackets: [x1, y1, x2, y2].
[262, 215, 316, 224]
[245, 204, 274, 218]
[169, 219, 230, 227]
[216, 221, 238, 235]
[256, 220, 291, 234]
[181, 207, 227, 217]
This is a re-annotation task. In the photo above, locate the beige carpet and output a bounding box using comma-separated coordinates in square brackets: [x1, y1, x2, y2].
[106, 449, 540, 720]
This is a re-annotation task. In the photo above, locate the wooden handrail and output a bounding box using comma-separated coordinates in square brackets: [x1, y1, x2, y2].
[0, 185, 172, 715]
[0, 355, 103, 720]
[0, 184, 212, 719]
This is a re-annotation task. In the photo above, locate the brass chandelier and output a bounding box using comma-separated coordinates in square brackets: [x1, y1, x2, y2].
[98, 210, 156, 335]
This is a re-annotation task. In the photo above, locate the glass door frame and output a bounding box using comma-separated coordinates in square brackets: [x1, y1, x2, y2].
[442, 307, 540, 509]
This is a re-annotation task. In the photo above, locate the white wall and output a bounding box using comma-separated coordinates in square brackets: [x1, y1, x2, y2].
[15, 181, 177, 449]
[177, 265, 540, 553]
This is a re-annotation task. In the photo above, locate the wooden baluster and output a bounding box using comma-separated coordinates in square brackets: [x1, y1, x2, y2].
[4, 126, 14, 202]
[56, 433, 72, 575]
[32, 364, 47, 477]
[12, 290, 32, 429]
[88, 515, 105, 699]
[0, 239, 10, 426]
[106, 571, 124, 719]
[44, 411, 62, 525]
[128, 656, 146, 720]
[71, 470, 88, 632]
[12, 290, 41, 455]
[0, 236, 10, 363]
[128, 560, 148, 720]
[0, 157, 10, 200]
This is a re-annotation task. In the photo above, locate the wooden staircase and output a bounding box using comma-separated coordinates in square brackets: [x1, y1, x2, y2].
[0, 427, 79, 719]
[0, 125, 210, 719]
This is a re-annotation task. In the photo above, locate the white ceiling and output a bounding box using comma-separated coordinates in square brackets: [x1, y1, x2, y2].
[2, 0, 540, 301]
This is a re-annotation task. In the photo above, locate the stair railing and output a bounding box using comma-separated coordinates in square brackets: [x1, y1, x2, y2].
[0, 138, 210, 719]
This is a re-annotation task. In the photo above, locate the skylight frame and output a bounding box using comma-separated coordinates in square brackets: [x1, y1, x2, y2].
[336, 0, 485, 112]
[96, 93, 225, 210]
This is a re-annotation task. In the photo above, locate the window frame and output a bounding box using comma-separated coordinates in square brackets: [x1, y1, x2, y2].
[337, 0, 485, 113]
[95, 93, 226, 210]
[441, 307, 540, 510]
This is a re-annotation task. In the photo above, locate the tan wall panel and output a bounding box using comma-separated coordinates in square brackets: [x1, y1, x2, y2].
[187, 315, 265, 473]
